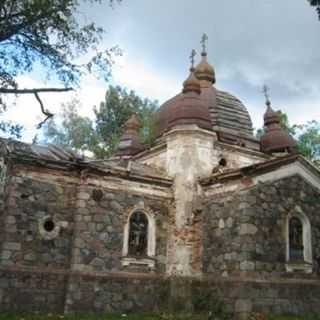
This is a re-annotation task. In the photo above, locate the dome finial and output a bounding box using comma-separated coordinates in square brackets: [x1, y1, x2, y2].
[190, 48, 196, 70]
[262, 84, 272, 108]
[201, 33, 208, 56]
[183, 49, 201, 94]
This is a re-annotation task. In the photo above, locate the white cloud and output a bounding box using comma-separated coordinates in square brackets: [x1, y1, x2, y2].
[112, 54, 181, 103]
[1, 75, 106, 142]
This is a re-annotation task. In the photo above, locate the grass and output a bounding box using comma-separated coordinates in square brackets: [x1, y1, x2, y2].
[0, 313, 206, 320]
[0, 313, 320, 320]
[266, 316, 320, 320]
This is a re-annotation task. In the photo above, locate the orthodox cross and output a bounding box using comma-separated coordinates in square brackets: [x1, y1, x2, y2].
[190, 49, 196, 69]
[262, 84, 271, 106]
[201, 33, 208, 55]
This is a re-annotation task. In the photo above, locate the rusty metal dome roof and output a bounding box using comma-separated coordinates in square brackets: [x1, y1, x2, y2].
[182, 68, 201, 94]
[154, 81, 255, 142]
[154, 51, 259, 149]
[115, 114, 145, 157]
[260, 104, 295, 153]
[154, 68, 212, 136]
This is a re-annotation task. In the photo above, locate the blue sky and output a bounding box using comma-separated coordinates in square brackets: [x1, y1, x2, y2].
[3, 0, 320, 142]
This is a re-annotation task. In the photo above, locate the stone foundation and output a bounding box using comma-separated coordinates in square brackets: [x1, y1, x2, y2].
[1, 267, 320, 319]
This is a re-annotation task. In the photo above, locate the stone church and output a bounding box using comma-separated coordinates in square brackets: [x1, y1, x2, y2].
[0, 40, 320, 319]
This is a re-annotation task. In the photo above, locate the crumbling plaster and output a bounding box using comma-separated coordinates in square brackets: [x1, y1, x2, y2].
[137, 125, 269, 276]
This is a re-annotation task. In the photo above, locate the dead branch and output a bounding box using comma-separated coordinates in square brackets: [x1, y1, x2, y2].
[34, 92, 53, 128]
[0, 87, 73, 94]
[0, 86, 73, 129]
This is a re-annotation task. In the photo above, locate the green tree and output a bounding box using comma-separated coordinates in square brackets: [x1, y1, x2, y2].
[309, 0, 320, 19]
[43, 85, 158, 158]
[94, 85, 157, 154]
[43, 99, 100, 156]
[0, 0, 121, 134]
[294, 121, 320, 161]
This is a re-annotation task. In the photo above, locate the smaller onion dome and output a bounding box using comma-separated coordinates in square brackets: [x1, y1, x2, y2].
[260, 99, 295, 154]
[115, 114, 145, 157]
[153, 50, 213, 137]
[195, 34, 216, 84]
[182, 67, 201, 94]
[165, 67, 212, 132]
[195, 53, 216, 84]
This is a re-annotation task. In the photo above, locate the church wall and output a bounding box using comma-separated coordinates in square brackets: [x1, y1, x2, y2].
[192, 278, 320, 317]
[201, 174, 320, 317]
[0, 269, 67, 312]
[1, 158, 320, 319]
[70, 183, 170, 274]
[0, 164, 77, 270]
[215, 143, 269, 170]
[0, 161, 172, 314]
[202, 174, 320, 276]
[65, 274, 169, 313]
[0, 154, 10, 260]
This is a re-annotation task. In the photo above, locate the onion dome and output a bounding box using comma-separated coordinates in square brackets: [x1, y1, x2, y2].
[260, 98, 295, 154]
[154, 54, 212, 137]
[195, 53, 216, 84]
[182, 68, 201, 94]
[196, 35, 255, 148]
[195, 34, 216, 84]
[115, 114, 145, 157]
[154, 40, 257, 149]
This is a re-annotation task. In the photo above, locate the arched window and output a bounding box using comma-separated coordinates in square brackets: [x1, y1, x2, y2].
[289, 217, 304, 261]
[286, 211, 312, 273]
[128, 211, 148, 257]
[122, 209, 156, 269]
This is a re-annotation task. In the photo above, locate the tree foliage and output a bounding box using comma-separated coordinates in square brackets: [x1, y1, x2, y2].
[42, 85, 157, 158]
[309, 0, 320, 19]
[294, 121, 320, 161]
[0, 0, 121, 134]
[43, 99, 99, 154]
[0, 0, 120, 88]
[94, 85, 157, 155]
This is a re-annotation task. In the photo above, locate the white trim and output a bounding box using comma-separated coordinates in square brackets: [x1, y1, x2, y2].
[121, 257, 155, 269]
[253, 162, 320, 191]
[285, 208, 313, 273]
[38, 215, 60, 240]
[122, 208, 156, 267]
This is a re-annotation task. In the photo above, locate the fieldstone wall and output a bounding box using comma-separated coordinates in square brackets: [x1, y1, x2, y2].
[71, 184, 170, 273]
[1, 159, 320, 319]
[0, 156, 10, 258]
[0, 269, 67, 312]
[0, 166, 76, 269]
[192, 278, 320, 318]
[0, 163, 171, 313]
[2, 268, 320, 318]
[202, 174, 320, 277]
[65, 274, 169, 313]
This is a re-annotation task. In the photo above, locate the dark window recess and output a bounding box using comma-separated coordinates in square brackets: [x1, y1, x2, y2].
[128, 211, 148, 257]
[219, 158, 227, 167]
[289, 217, 304, 261]
[92, 189, 103, 202]
[44, 219, 55, 232]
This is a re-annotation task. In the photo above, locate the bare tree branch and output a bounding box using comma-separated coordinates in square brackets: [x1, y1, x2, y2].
[34, 91, 53, 129]
[0, 87, 73, 129]
[0, 87, 73, 94]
